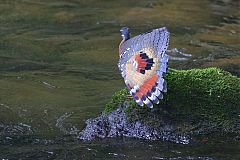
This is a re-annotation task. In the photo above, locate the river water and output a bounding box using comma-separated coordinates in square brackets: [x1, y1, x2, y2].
[0, 0, 239, 159]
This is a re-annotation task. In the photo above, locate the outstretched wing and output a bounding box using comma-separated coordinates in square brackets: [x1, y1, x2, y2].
[118, 27, 169, 108]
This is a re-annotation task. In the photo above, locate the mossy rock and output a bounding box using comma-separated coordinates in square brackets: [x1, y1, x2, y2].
[104, 68, 240, 132]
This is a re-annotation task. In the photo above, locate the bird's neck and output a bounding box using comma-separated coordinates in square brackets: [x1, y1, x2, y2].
[119, 37, 126, 57]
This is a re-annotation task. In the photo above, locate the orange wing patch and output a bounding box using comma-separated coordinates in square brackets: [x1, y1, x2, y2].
[135, 74, 158, 99]
[135, 54, 147, 72]
[134, 52, 154, 74]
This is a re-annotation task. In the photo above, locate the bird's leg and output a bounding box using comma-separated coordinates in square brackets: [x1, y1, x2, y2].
[127, 94, 133, 99]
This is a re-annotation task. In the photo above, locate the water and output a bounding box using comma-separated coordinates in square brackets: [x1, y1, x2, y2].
[0, 0, 239, 159]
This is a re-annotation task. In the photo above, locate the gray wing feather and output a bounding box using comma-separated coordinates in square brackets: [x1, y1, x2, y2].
[118, 27, 169, 79]
[120, 27, 169, 58]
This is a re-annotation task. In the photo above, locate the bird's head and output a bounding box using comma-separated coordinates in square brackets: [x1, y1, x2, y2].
[120, 27, 130, 41]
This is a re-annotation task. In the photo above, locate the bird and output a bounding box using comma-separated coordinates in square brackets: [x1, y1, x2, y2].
[118, 27, 169, 108]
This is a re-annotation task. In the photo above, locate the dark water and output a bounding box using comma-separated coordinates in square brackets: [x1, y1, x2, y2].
[0, 0, 239, 159]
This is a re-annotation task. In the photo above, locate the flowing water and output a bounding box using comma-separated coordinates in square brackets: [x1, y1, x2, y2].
[0, 0, 239, 159]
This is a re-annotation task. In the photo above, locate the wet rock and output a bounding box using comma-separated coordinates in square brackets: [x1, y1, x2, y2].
[79, 104, 190, 144]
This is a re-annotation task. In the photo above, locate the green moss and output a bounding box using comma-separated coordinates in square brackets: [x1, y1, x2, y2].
[163, 68, 240, 122]
[104, 68, 240, 128]
[104, 88, 129, 113]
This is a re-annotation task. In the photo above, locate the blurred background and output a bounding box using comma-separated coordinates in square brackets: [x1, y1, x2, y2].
[0, 0, 239, 159]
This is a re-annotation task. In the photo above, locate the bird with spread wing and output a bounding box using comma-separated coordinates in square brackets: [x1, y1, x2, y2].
[118, 27, 169, 108]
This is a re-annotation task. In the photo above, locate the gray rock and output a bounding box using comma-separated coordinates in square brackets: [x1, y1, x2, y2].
[79, 104, 190, 144]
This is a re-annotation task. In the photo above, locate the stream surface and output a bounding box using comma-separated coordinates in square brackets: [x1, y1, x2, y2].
[0, 0, 239, 159]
